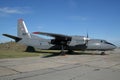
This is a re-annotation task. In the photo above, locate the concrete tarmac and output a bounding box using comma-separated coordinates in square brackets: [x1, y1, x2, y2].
[0, 49, 120, 80]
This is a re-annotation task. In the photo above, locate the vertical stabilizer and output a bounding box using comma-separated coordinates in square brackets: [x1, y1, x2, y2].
[17, 19, 31, 38]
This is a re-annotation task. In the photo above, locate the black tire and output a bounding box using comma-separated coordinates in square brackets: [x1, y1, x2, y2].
[100, 52, 105, 55]
[25, 46, 35, 52]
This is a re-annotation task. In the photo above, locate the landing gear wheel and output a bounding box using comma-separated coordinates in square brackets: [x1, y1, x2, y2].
[60, 51, 65, 56]
[100, 52, 105, 55]
[67, 50, 74, 54]
[25, 46, 35, 52]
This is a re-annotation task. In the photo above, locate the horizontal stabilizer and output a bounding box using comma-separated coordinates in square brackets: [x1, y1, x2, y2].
[2, 34, 22, 42]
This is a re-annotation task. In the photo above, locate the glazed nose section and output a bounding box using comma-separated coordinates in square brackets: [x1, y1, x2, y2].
[110, 44, 117, 50]
[113, 45, 117, 49]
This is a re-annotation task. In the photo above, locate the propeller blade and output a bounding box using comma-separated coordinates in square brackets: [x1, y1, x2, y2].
[84, 33, 90, 45]
[87, 33, 88, 38]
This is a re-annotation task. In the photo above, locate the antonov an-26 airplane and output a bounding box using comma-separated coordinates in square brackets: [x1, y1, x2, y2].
[3, 19, 116, 55]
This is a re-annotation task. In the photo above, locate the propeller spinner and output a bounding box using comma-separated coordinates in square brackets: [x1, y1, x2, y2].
[83, 33, 90, 45]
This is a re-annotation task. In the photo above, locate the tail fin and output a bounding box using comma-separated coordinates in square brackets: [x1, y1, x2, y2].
[17, 19, 31, 38]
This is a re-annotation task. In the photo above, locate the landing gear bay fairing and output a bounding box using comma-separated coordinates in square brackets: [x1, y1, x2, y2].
[3, 19, 116, 55]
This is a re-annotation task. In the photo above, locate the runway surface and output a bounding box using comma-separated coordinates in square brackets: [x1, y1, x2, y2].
[0, 49, 120, 80]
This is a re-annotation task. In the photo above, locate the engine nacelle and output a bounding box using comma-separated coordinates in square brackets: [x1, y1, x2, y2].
[51, 39, 71, 45]
[69, 36, 88, 46]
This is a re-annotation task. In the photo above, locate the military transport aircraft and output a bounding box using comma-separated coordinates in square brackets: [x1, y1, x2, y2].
[3, 19, 116, 55]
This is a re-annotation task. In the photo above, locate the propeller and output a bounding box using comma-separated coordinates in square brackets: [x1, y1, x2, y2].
[83, 33, 90, 45]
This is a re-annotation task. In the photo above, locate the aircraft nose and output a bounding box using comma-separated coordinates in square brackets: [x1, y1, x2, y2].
[111, 44, 117, 50]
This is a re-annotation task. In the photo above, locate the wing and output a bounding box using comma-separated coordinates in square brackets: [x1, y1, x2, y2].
[33, 32, 71, 40]
[33, 32, 72, 45]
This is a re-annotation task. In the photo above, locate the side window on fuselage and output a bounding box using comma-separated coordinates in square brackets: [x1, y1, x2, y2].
[76, 40, 79, 43]
[40, 43, 42, 45]
[101, 40, 105, 43]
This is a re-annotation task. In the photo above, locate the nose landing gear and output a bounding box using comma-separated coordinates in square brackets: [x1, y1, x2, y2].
[100, 51, 106, 55]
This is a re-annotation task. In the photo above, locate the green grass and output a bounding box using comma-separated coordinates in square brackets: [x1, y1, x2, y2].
[0, 42, 44, 59]
[0, 50, 41, 59]
[0, 42, 97, 59]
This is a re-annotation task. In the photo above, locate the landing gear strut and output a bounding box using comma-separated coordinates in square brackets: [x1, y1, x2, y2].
[60, 45, 66, 56]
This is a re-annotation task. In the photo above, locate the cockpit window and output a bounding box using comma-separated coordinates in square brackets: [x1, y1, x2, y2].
[104, 41, 112, 45]
[101, 40, 105, 43]
[100, 40, 115, 46]
[102, 40, 115, 46]
[101, 40, 103, 43]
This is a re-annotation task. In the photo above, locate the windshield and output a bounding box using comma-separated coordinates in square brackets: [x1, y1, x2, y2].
[101, 40, 115, 46]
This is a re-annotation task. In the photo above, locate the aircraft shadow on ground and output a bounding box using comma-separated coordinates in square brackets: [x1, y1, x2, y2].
[25, 50, 108, 58]
[34, 51, 103, 58]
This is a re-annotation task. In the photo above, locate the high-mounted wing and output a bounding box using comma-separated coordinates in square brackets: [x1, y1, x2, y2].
[33, 32, 71, 40]
[33, 32, 72, 45]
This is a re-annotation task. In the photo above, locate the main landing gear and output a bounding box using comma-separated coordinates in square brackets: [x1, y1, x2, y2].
[59, 45, 74, 56]
[25, 46, 36, 52]
[60, 45, 66, 56]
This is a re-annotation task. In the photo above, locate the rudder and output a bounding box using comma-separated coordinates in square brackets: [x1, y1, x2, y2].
[17, 19, 31, 38]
